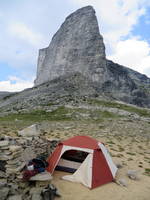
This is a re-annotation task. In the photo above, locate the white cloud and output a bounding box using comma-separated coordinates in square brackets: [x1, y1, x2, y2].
[0, 76, 34, 92]
[9, 23, 44, 47]
[0, 22, 40, 79]
[0, 1, 52, 83]
[108, 38, 150, 77]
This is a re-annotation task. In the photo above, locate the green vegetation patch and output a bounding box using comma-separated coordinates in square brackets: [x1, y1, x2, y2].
[88, 99, 150, 117]
[144, 168, 150, 176]
[107, 141, 115, 145]
[93, 110, 121, 121]
[0, 106, 72, 122]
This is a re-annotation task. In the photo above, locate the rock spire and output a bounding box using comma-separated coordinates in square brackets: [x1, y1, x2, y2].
[34, 6, 108, 86]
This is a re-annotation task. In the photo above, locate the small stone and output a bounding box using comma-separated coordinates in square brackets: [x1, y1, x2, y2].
[30, 187, 42, 195]
[0, 170, 6, 178]
[116, 178, 127, 187]
[0, 155, 11, 161]
[9, 145, 22, 153]
[0, 140, 9, 147]
[36, 181, 51, 188]
[6, 163, 25, 174]
[127, 170, 139, 180]
[17, 139, 27, 145]
[18, 181, 29, 189]
[11, 151, 22, 157]
[32, 193, 42, 200]
[0, 146, 9, 150]
[30, 188, 43, 200]
[0, 150, 11, 155]
[8, 195, 22, 200]
[0, 179, 7, 188]
[7, 158, 22, 165]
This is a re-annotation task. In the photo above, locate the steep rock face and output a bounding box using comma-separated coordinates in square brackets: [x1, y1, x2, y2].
[34, 6, 107, 86]
[104, 60, 150, 107]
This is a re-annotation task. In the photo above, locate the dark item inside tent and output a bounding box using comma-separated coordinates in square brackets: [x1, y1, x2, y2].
[55, 150, 89, 173]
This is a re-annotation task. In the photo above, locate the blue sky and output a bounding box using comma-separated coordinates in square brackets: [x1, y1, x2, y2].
[0, 0, 150, 91]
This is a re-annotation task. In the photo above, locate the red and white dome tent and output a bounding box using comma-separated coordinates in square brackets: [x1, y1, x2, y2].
[47, 135, 118, 189]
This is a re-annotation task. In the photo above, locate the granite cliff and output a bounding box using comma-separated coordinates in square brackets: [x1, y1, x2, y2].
[34, 6, 108, 86]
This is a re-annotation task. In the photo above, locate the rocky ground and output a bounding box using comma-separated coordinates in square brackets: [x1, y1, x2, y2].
[42, 120, 150, 200]
[0, 99, 150, 199]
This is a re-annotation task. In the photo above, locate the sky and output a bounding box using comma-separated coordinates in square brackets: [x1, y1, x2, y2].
[0, 0, 150, 92]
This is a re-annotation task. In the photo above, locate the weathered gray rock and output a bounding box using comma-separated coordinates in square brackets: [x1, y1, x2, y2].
[30, 187, 42, 200]
[30, 187, 43, 195]
[9, 145, 22, 153]
[0, 170, 6, 178]
[18, 124, 42, 137]
[6, 163, 25, 174]
[0, 141, 9, 147]
[127, 170, 139, 180]
[8, 183, 19, 195]
[104, 60, 150, 107]
[32, 193, 42, 200]
[8, 195, 22, 200]
[41, 184, 61, 200]
[116, 178, 127, 187]
[34, 6, 108, 86]
[29, 171, 53, 181]
[0, 179, 7, 188]
[0, 136, 61, 200]
[0, 187, 9, 200]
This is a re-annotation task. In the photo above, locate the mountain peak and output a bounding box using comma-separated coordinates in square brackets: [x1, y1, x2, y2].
[34, 6, 107, 86]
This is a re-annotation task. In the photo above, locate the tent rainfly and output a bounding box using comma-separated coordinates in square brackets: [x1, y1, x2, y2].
[47, 135, 118, 189]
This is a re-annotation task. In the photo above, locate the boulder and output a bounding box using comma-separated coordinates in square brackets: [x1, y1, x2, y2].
[29, 171, 53, 181]
[18, 124, 42, 137]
